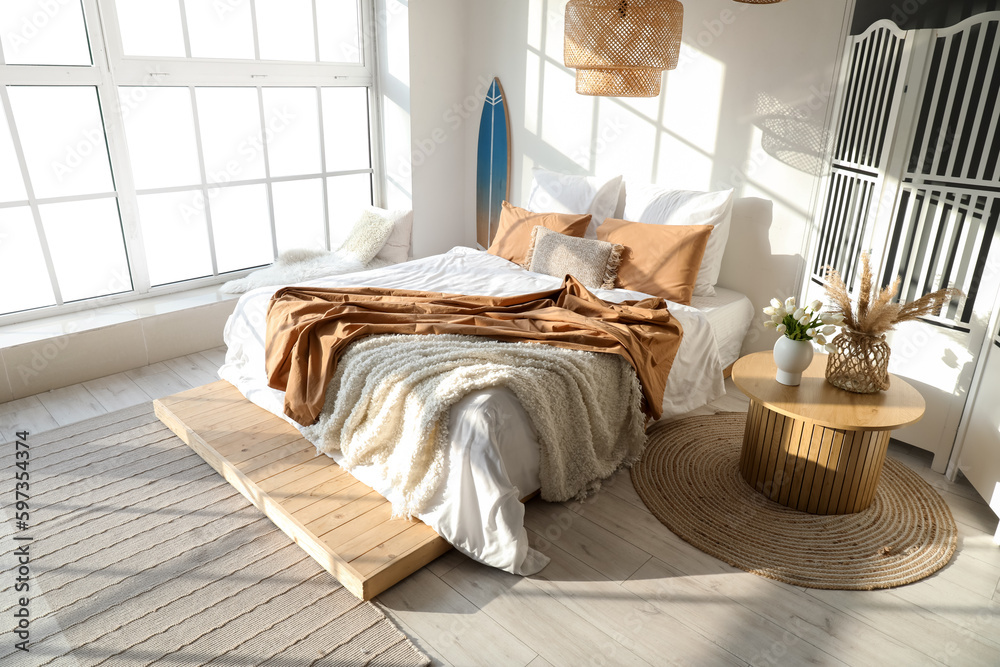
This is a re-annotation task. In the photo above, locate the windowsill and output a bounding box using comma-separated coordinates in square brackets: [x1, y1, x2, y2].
[0, 286, 241, 349]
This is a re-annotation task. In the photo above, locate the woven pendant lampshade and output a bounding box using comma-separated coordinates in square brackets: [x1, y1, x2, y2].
[564, 0, 684, 97]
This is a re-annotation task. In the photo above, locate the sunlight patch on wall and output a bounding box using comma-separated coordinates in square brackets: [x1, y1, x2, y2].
[663, 44, 725, 155]
[385, 0, 410, 84]
[528, 0, 544, 50]
[655, 132, 713, 191]
[540, 60, 594, 169]
[595, 98, 657, 181]
[382, 96, 412, 208]
[542, 0, 566, 63]
[525, 50, 541, 135]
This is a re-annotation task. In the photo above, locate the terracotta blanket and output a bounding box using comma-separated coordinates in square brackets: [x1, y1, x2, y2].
[265, 275, 684, 425]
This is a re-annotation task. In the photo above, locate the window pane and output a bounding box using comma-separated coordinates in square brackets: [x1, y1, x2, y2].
[121, 87, 200, 190]
[39, 198, 132, 302]
[0, 116, 27, 203]
[210, 184, 273, 273]
[0, 207, 55, 314]
[327, 173, 372, 248]
[114, 0, 184, 57]
[322, 87, 370, 172]
[7, 86, 114, 199]
[262, 88, 321, 178]
[0, 0, 91, 66]
[256, 0, 315, 62]
[317, 0, 361, 64]
[184, 0, 254, 60]
[137, 190, 213, 286]
[273, 179, 325, 253]
[195, 87, 265, 183]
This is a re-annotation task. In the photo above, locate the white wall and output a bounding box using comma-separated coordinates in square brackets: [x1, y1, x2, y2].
[404, 0, 853, 353]
[400, 0, 473, 258]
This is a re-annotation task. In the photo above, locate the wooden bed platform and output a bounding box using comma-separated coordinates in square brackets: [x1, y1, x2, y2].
[153, 380, 452, 601]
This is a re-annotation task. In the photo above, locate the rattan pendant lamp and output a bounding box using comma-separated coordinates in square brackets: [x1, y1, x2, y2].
[564, 0, 684, 97]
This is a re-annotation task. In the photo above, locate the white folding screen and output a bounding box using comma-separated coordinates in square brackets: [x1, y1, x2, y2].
[809, 13, 1000, 472]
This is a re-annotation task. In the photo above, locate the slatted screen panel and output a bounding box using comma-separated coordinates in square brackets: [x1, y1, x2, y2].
[814, 171, 879, 287]
[881, 189, 999, 327]
[880, 15, 1000, 329]
[814, 23, 909, 287]
[907, 18, 1000, 186]
[833, 25, 908, 170]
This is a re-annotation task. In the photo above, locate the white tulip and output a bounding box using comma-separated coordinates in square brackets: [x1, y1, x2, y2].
[771, 314, 783, 324]
[792, 308, 805, 320]
[784, 297, 796, 309]
[763, 306, 776, 316]
[816, 333, 827, 345]
[823, 312, 845, 325]
[770, 298, 782, 309]
[799, 315, 811, 326]
[806, 328, 817, 338]
[822, 325, 836, 335]
[776, 323, 787, 336]
[764, 320, 776, 328]
[810, 300, 823, 312]
[825, 344, 837, 354]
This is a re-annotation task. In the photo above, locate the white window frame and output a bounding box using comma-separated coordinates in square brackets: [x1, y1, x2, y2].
[0, 0, 384, 325]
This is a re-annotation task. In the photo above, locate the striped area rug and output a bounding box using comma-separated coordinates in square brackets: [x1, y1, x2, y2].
[0, 403, 429, 666]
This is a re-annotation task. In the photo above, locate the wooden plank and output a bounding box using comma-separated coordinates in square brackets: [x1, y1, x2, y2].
[153, 379, 451, 601]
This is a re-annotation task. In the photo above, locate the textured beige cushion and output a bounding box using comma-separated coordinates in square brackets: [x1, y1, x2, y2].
[524, 226, 623, 290]
[341, 209, 396, 263]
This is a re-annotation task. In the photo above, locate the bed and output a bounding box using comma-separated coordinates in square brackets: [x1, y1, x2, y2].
[218, 245, 754, 575]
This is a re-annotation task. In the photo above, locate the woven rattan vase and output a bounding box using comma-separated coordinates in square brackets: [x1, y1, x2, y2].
[825, 330, 891, 394]
[564, 0, 683, 97]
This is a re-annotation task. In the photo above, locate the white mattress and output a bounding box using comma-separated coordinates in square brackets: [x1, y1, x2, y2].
[690, 287, 755, 368]
[219, 247, 739, 575]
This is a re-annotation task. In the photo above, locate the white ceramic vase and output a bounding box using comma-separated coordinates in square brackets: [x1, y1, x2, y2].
[773, 335, 814, 386]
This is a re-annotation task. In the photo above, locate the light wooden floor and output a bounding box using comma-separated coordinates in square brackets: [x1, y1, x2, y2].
[2, 353, 998, 666]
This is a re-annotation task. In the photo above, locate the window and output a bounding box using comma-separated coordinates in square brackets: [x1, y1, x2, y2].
[0, 0, 379, 321]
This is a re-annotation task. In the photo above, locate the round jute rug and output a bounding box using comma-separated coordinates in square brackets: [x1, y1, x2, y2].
[631, 412, 958, 590]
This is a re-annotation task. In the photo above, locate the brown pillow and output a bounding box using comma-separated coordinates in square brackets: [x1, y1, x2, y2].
[597, 219, 713, 305]
[524, 226, 624, 290]
[487, 201, 591, 265]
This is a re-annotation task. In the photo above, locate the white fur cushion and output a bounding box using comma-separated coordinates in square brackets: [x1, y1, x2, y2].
[341, 209, 396, 263]
[525, 168, 623, 239]
[621, 185, 734, 297]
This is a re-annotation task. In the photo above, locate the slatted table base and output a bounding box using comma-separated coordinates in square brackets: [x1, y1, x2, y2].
[738, 400, 891, 515]
[153, 380, 451, 600]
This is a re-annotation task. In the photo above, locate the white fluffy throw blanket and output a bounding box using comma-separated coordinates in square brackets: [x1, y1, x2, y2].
[220, 249, 392, 294]
[300, 334, 647, 518]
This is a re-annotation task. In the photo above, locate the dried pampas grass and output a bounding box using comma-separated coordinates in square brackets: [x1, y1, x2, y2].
[823, 253, 962, 335]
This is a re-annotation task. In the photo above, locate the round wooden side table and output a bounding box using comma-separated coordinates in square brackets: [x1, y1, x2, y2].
[731, 351, 925, 515]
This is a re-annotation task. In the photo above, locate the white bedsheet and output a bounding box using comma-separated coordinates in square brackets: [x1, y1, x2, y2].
[690, 287, 755, 368]
[219, 247, 726, 574]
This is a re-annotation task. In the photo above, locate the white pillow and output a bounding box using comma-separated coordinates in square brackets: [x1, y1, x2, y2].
[368, 206, 413, 264]
[622, 185, 735, 297]
[525, 168, 623, 239]
[340, 209, 396, 263]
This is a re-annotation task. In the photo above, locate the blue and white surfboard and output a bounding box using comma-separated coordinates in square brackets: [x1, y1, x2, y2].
[476, 78, 511, 248]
